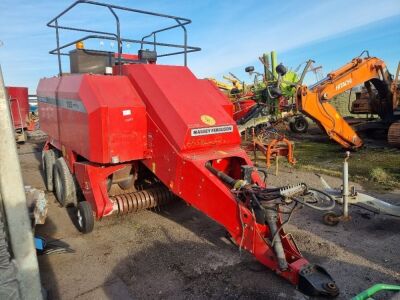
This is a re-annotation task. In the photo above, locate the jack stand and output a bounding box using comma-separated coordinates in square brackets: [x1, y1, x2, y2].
[318, 151, 400, 226]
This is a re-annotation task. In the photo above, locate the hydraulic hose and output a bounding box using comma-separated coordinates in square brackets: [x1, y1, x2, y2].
[206, 162, 289, 270]
[293, 188, 336, 211]
[206, 164, 333, 271]
[205, 162, 237, 187]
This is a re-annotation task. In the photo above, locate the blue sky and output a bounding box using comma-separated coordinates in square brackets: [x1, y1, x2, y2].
[0, 0, 399, 92]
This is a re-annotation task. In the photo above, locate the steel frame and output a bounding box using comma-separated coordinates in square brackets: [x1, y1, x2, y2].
[47, 0, 201, 75]
[320, 152, 400, 222]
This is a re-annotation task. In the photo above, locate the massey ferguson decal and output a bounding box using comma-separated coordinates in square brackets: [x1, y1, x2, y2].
[191, 125, 233, 136]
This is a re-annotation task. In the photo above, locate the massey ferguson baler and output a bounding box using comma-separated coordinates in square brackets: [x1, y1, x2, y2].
[37, 1, 339, 297]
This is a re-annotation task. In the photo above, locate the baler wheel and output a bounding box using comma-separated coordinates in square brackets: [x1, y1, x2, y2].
[77, 201, 94, 234]
[53, 158, 77, 207]
[43, 150, 56, 191]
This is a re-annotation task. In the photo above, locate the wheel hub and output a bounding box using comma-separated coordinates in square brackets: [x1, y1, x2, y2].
[77, 209, 83, 228]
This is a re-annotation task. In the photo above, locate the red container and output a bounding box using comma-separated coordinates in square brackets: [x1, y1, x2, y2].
[6, 86, 29, 129]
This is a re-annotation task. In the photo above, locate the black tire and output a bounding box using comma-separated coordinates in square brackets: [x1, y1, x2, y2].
[53, 158, 77, 207]
[230, 88, 240, 95]
[42, 150, 56, 191]
[245, 66, 254, 73]
[77, 201, 94, 234]
[289, 115, 309, 133]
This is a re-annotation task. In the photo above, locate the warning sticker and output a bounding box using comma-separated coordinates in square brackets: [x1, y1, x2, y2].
[191, 125, 233, 136]
[122, 109, 132, 116]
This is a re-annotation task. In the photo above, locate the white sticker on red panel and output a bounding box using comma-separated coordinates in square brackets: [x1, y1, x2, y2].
[122, 109, 132, 116]
[191, 125, 233, 136]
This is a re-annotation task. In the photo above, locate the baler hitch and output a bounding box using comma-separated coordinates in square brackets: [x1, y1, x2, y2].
[205, 162, 339, 297]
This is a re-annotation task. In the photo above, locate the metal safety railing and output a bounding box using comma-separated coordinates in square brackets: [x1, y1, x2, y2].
[47, 0, 201, 75]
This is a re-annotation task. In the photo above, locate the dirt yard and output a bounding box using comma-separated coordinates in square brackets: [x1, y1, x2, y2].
[19, 136, 400, 300]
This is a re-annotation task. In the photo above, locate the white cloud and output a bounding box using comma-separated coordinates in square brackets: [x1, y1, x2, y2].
[0, 0, 399, 91]
[187, 0, 400, 77]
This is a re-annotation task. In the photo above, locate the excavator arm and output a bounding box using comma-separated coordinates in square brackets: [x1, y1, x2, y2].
[296, 55, 392, 149]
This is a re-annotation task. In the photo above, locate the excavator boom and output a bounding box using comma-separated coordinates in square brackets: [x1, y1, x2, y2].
[296, 55, 394, 149]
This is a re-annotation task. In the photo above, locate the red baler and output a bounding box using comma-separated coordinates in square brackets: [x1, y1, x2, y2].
[37, 1, 339, 297]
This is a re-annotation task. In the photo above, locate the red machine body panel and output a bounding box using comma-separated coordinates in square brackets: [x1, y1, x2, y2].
[119, 64, 240, 152]
[115, 53, 138, 60]
[109, 67, 310, 285]
[197, 79, 235, 117]
[119, 62, 261, 242]
[6, 86, 29, 129]
[233, 99, 256, 121]
[37, 74, 147, 164]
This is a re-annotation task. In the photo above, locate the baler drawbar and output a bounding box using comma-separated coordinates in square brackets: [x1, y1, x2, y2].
[38, 1, 339, 297]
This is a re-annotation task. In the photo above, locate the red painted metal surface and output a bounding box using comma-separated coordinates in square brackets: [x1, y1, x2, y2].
[198, 79, 235, 117]
[118, 63, 309, 285]
[74, 162, 128, 217]
[119, 64, 241, 152]
[6, 86, 29, 129]
[233, 99, 256, 121]
[114, 53, 138, 60]
[37, 74, 147, 164]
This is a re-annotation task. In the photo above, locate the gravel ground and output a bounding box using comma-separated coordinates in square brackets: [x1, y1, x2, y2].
[18, 140, 400, 300]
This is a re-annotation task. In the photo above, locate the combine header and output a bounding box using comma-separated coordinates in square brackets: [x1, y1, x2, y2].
[38, 1, 339, 296]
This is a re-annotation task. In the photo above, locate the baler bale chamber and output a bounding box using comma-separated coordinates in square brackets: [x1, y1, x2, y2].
[37, 1, 339, 297]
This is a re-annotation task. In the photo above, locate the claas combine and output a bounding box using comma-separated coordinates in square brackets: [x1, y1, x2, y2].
[37, 1, 339, 296]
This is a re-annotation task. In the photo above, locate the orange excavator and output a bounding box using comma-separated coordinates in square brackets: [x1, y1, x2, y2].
[296, 51, 400, 149]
